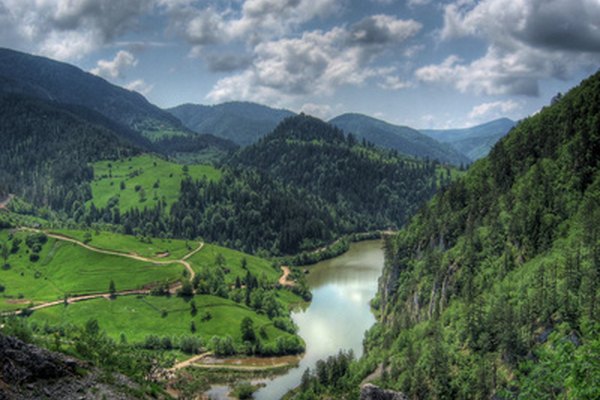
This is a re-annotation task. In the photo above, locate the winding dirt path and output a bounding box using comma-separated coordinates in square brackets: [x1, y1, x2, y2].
[278, 266, 295, 287]
[169, 352, 213, 371]
[1, 229, 204, 317]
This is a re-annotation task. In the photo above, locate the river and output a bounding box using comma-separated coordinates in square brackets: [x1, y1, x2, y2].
[253, 239, 384, 399]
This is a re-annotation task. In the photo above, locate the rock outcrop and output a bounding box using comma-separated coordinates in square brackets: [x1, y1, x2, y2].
[360, 383, 408, 400]
[0, 333, 141, 400]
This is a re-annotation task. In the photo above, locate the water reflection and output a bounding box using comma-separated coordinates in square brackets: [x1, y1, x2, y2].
[253, 240, 384, 400]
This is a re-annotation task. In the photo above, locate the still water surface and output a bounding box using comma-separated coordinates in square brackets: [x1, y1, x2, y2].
[253, 240, 384, 399]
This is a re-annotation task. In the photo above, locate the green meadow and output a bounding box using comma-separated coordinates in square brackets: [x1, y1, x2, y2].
[30, 294, 295, 346]
[51, 229, 199, 261]
[0, 230, 181, 311]
[90, 154, 221, 212]
[188, 243, 280, 284]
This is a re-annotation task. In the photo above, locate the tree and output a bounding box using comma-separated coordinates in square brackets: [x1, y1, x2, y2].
[190, 299, 197, 316]
[190, 321, 196, 333]
[240, 317, 256, 343]
[109, 279, 116, 299]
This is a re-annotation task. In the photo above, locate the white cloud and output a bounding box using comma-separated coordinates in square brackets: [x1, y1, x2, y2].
[468, 99, 520, 120]
[125, 79, 154, 96]
[207, 15, 421, 104]
[378, 75, 412, 90]
[0, 0, 151, 60]
[300, 103, 334, 120]
[418, 0, 600, 96]
[91, 50, 138, 80]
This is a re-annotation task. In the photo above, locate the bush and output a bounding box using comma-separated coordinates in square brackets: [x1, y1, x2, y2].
[179, 336, 203, 354]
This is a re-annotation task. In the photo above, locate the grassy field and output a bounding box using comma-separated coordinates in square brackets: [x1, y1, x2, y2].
[30, 294, 295, 345]
[51, 229, 199, 261]
[90, 154, 221, 212]
[0, 230, 182, 311]
[188, 243, 280, 284]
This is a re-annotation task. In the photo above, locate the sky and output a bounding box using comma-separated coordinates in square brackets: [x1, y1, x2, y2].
[0, 0, 599, 129]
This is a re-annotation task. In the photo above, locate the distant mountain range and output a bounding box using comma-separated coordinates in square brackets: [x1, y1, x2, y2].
[421, 118, 516, 161]
[168, 102, 295, 146]
[329, 113, 470, 166]
[171, 100, 513, 165]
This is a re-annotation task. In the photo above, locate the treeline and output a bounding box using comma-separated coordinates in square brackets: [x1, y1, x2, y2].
[330, 72, 600, 399]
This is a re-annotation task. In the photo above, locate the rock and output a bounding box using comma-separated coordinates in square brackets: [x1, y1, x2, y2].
[0, 333, 148, 400]
[360, 383, 408, 400]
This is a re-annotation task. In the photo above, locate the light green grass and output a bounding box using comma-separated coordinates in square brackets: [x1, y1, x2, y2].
[0, 231, 181, 311]
[90, 154, 221, 212]
[189, 244, 280, 284]
[51, 229, 199, 261]
[30, 295, 295, 345]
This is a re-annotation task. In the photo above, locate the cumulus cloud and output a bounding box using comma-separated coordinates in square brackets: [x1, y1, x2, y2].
[173, 0, 340, 54]
[300, 103, 335, 120]
[91, 50, 138, 80]
[418, 0, 600, 96]
[125, 79, 154, 96]
[468, 100, 520, 120]
[207, 15, 421, 103]
[0, 0, 151, 60]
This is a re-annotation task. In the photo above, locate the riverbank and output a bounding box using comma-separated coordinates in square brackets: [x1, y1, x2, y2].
[280, 231, 391, 267]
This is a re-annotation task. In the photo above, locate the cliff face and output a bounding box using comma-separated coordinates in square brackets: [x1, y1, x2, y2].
[368, 72, 600, 398]
[0, 334, 140, 400]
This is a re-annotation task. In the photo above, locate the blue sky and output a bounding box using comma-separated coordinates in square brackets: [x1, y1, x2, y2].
[0, 0, 598, 128]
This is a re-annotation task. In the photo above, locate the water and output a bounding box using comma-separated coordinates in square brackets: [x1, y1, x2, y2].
[253, 240, 384, 399]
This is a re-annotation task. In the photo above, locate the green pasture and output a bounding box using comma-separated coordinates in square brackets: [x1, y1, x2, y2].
[90, 154, 221, 212]
[30, 294, 295, 345]
[0, 230, 181, 311]
[51, 229, 199, 261]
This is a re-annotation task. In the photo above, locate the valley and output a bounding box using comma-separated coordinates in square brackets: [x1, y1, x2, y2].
[0, 23, 598, 400]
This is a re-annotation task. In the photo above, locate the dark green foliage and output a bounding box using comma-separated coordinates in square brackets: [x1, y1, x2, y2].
[352, 72, 600, 399]
[0, 95, 138, 211]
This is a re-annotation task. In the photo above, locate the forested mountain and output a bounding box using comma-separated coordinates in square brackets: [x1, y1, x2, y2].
[104, 115, 446, 255]
[330, 113, 470, 166]
[0, 48, 188, 141]
[421, 118, 515, 161]
[168, 102, 295, 146]
[0, 94, 139, 211]
[294, 71, 600, 398]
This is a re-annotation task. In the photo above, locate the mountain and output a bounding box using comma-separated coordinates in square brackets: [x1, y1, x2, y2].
[0, 94, 140, 211]
[203, 114, 445, 254]
[329, 113, 470, 166]
[421, 118, 516, 161]
[168, 102, 295, 146]
[0, 48, 191, 141]
[293, 72, 600, 398]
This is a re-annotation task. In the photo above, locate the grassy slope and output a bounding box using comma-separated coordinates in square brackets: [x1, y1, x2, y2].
[188, 244, 280, 284]
[30, 294, 295, 345]
[90, 154, 221, 212]
[0, 231, 181, 311]
[52, 229, 198, 261]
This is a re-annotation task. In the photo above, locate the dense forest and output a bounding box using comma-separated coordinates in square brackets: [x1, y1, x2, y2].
[0, 94, 139, 211]
[291, 72, 600, 399]
[89, 115, 446, 255]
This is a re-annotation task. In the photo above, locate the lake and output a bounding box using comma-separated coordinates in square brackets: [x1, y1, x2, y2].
[253, 240, 384, 399]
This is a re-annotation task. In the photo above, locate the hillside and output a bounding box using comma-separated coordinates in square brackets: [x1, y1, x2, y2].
[329, 113, 470, 166]
[421, 118, 515, 161]
[0, 94, 140, 211]
[168, 102, 295, 146]
[293, 71, 600, 398]
[217, 114, 445, 253]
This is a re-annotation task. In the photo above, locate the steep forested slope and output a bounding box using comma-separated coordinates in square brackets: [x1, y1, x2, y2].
[292, 73, 600, 399]
[0, 95, 139, 211]
[168, 102, 294, 146]
[330, 113, 470, 166]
